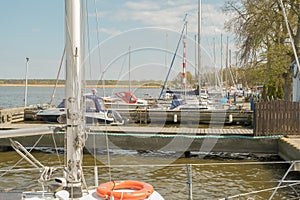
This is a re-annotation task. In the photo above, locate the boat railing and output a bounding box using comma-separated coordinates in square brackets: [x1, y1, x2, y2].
[1, 160, 299, 199]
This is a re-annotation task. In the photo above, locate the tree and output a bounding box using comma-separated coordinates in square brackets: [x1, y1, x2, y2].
[223, 0, 300, 101]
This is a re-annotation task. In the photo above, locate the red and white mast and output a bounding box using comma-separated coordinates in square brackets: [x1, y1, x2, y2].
[182, 17, 188, 93]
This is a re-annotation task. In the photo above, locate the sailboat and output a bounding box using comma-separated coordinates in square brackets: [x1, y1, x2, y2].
[1, 0, 164, 199]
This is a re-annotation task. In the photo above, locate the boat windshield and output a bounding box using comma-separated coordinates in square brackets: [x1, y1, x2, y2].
[96, 98, 106, 111]
[85, 94, 106, 112]
[86, 98, 97, 112]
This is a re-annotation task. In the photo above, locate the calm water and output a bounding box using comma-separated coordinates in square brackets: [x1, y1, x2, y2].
[0, 86, 300, 199]
[0, 150, 298, 199]
[0, 86, 160, 108]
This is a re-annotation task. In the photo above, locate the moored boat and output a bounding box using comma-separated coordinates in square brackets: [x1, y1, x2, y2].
[36, 93, 126, 125]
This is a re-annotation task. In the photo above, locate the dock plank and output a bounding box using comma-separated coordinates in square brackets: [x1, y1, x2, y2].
[0, 123, 253, 135]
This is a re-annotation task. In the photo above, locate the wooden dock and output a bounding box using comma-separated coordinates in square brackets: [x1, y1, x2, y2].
[0, 122, 277, 154]
[0, 123, 253, 135]
[117, 108, 253, 125]
[1, 105, 253, 126]
[89, 125, 253, 135]
[3, 104, 300, 163]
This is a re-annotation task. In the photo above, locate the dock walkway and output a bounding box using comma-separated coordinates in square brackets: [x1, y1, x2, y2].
[90, 125, 253, 135]
[1, 123, 300, 162]
[0, 123, 253, 135]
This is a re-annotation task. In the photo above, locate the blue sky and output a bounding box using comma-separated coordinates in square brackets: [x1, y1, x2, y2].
[0, 0, 235, 81]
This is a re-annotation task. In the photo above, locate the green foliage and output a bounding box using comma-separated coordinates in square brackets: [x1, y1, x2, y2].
[223, 0, 300, 100]
[170, 71, 196, 88]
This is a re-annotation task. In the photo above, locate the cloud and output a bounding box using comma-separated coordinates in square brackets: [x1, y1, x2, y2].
[91, 0, 231, 39]
[111, 1, 196, 31]
[166, 0, 195, 7]
[99, 28, 121, 36]
[125, 1, 161, 10]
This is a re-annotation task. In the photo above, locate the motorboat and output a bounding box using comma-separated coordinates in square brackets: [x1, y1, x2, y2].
[37, 93, 126, 125]
[104, 91, 149, 109]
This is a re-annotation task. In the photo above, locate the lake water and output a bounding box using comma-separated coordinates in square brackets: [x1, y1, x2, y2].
[0, 86, 300, 199]
[0, 150, 298, 199]
[0, 86, 161, 108]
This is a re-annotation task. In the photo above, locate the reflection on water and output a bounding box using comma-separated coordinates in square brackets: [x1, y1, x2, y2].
[0, 150, 299, 199]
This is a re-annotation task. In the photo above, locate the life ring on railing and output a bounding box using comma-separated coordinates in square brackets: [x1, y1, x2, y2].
[96, 180, 154, 200]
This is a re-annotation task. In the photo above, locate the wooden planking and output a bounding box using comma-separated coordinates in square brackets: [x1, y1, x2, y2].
[89, 125, 253, 135]
[117, 109, 253, 125]
[0, 123, 253, 135]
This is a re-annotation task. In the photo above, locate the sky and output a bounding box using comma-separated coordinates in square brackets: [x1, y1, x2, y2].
[0, 0, 235, 82]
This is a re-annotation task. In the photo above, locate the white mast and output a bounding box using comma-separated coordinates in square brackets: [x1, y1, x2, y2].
[197, 0, 202, 97]
[65, 0, 84, 197]
[24, 57, 29, 107]
[182, 17, 187, 96]
[129, 46, 131, 92]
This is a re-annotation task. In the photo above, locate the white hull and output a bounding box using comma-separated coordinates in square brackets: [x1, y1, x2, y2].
[23, 190, 164, 200]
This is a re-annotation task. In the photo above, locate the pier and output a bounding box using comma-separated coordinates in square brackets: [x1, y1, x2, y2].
[0, 123, 277, 154]
[0, 103, 299, 162]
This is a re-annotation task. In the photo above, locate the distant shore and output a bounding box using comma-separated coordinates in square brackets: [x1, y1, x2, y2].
[0, 83, 161, 88]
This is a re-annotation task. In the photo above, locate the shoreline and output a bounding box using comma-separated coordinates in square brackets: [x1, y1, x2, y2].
[0, 83, 161, 88]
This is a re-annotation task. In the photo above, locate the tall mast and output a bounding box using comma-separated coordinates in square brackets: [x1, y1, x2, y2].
[24, 57, 29, 107]
[65, 0, 84, 197]
[182, 17, 187, 95]
[213, 37, 217, 88]
[226, 36, 229, 87]
[194, 34, 197, 80]
[197, 0, 202, 97]
[129, 46, 131, 92]
[220, 34, 223, 89]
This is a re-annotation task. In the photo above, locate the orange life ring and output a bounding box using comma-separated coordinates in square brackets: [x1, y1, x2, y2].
[96, 180, 154, 200]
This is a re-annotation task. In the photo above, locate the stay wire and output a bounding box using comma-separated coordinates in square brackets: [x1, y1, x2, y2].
[85, 0, 93, 81]
[91, 0, 112, 182]
[92, 0, 104, 96]
[0, 134, 45, 178]
[279, 0, 300, 73]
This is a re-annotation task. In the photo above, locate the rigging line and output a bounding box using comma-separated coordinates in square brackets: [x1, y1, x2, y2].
[91, 0, 112, 181]
[104, 125, 112, 182]
[0, 134, 46, 178]
[159, 15, 187, 99]
[50, 47, 65, 105]
[81, 25, 88, 174]
[0, 166, 64, 173]
[85, 0, 93, 81]
[92, 0, 104, 95]
[279, 0, 300, 73]
[117, 50, 129, 82]
[10, 140, 42, 169]
[81, 0, 87, 94]
[51, 127, 63, 166]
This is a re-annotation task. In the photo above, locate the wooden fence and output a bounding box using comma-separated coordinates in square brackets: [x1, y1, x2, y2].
[254, 100, 300, 136]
